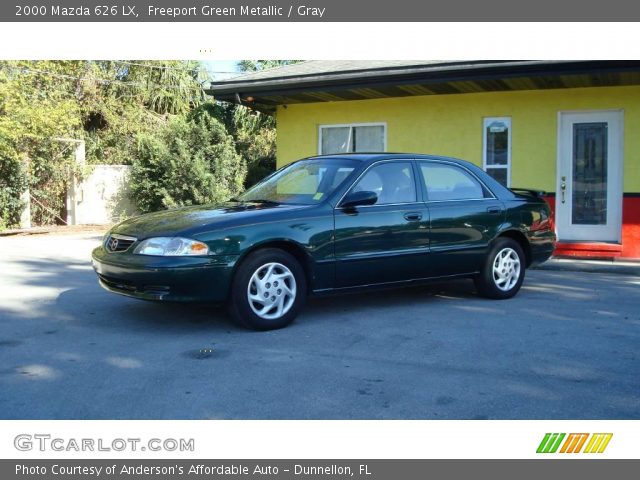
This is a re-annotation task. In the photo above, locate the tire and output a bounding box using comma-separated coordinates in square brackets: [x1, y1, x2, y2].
[228, 248, 307, 330]
[474, 237, 526, 299]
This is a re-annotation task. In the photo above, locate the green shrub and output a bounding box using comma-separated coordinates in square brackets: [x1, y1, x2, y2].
[130, 112, 246, 213]
[0, 144, 27, 229]
[234, 110, 276, 188]
[191, 102, 277, 188]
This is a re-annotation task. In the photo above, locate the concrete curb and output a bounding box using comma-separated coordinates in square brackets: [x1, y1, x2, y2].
[534, 257, 640, 276]
[0, 225, 109, 237]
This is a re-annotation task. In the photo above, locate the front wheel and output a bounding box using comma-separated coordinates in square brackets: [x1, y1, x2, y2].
[228, 249, 307, 330]
[474, 238, 525, 299]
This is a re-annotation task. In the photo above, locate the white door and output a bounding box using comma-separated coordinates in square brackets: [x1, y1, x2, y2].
[556, 111, 623, 242]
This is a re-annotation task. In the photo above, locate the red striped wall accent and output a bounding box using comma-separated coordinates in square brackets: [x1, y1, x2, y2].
[543, 195, 640, 260]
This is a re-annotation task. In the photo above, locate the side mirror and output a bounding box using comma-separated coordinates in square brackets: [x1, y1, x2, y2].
[340, 190, 378, 208]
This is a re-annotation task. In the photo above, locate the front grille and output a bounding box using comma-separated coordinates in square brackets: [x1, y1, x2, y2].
[99, 274, 136, 291]
[98, 274, 171, 299]
[104, 234, 137, 253]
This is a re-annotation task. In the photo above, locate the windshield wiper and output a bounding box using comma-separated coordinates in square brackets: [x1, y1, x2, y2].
[247, 199, 280, 205]
[229, 197, 280, 205]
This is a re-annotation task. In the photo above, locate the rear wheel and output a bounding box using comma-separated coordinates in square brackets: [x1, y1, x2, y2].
[228, 248, 307, 330]
[475, 237, 525, 299]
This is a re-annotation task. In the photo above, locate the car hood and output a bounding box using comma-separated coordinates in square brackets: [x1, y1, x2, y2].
[110, 201, 309, 239]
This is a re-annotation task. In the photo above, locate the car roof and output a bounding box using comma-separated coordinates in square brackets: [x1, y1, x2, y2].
[304, 152, 473, 166]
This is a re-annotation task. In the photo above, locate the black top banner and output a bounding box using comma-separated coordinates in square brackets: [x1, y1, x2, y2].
[5, 0, 640, 21]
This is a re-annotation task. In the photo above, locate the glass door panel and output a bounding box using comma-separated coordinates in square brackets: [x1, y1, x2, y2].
[572, 122, 608, 226]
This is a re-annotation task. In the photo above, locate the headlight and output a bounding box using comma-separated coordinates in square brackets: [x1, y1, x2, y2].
[133, 237, 209, 256]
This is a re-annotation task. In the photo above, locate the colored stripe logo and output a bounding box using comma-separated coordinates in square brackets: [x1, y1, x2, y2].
[537, 433, 612, 453]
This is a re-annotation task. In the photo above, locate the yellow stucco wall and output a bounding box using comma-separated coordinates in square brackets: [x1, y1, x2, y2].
[276, 85, 640, 192]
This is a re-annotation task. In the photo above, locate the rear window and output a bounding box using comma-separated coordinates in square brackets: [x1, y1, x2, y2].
[420, 163, 489, 201]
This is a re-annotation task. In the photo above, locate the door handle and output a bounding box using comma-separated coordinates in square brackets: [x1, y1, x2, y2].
[486, 206, 503, 214]
[404, 212, 422, 221]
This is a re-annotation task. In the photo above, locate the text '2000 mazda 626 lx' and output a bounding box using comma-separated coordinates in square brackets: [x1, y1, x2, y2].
[92, 153, 556, 330]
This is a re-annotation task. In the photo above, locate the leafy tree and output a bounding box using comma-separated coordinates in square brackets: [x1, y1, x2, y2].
[113, 60, 208, 116]
[78, 60, 209, 166]
[236, 60, 301, 72]
[0, 59, 299, 228]
[233, 107, 277, 186]
[0, 61, 83, 227]
[0, 143, 27, 229]
[230, 60, 302, 187]
[130, 110, 245, 213]
[0, 60, 212, 228]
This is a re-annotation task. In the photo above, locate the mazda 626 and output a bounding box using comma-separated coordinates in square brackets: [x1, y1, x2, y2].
[92, 153, 556, 330]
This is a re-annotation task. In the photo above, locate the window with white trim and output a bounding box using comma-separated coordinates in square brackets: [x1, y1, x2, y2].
[319, 123, 386, 155]
[483, 117, 511, 187]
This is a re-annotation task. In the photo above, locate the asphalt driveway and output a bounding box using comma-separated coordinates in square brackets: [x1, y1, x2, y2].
[0, 232, 638, 419]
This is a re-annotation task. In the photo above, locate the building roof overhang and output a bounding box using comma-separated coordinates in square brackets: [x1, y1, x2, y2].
[206, 60, 640, 113]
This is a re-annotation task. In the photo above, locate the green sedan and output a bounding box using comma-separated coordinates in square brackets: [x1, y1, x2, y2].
[92, 153, 556, 330]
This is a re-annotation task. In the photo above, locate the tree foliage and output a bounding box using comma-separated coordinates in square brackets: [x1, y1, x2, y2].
[77, 60, 208, 166]
[233, 107, 277, 187]
[0, 145, 27, 230]
[0, 59, 296, 229]
[232, 60, 302, 187]
[0, 60, 210, 228]
[130, 110, 245, 213]
[236, 60, 301, 72]
[0, 61, 83, 227]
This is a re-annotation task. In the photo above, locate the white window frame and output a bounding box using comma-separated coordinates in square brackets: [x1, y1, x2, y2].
[318, 122, 387, 155]
[482, 117, 511, 187]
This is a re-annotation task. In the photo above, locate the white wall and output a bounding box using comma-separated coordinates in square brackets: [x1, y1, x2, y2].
[68, 165, 137, 225]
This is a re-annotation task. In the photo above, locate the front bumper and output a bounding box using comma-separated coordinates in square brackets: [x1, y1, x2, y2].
[91, 247, 239, 303]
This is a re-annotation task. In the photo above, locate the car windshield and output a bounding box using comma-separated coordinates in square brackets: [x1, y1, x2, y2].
[237, 158, 359, 205]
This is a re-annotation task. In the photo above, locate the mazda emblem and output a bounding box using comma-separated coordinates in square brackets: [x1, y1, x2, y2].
[109, 238, 119, 251]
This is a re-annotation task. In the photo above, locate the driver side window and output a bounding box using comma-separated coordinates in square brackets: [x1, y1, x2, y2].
[351, 162, 416, 205]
